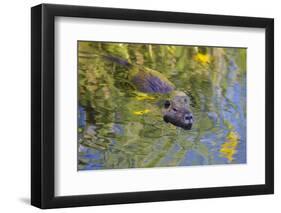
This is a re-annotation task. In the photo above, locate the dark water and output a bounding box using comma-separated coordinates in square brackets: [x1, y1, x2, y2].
[78, 42, 246, 170]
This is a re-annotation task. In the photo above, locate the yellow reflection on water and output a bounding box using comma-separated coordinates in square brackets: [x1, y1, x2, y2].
[220, 131, 239, 162]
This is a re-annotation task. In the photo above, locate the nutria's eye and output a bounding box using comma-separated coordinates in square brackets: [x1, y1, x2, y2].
[164, 100, 170, 109]
[172, 108, 178, 112]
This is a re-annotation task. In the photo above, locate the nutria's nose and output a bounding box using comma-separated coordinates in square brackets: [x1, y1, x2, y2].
[184, 113, 193, 124]
[185, 115, 193, 120]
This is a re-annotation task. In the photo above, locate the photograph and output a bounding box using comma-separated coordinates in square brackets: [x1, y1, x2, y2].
[77, 41, 247, 170]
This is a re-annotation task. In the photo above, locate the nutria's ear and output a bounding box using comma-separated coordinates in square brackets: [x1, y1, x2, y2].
[164, 100, 171, 109]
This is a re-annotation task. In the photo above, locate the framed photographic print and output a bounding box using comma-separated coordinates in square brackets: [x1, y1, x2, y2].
[31, 3, 274, 209]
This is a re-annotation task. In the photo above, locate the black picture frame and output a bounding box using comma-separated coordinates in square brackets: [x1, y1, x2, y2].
[31, 3, 274, 209]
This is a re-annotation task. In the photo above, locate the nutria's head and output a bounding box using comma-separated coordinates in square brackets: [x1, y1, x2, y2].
[162, 91, 193, 130]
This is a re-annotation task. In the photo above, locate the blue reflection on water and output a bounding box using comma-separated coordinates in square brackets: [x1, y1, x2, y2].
[180, 150, 208, 166]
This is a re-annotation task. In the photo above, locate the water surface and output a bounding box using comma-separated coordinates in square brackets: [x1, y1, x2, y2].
[78, 42, 246, 170]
